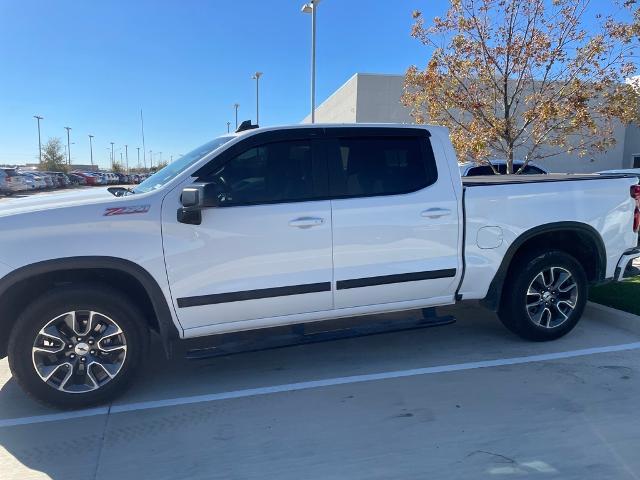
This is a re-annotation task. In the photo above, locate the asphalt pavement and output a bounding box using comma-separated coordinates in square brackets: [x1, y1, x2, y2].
[1, 301, 640, 480]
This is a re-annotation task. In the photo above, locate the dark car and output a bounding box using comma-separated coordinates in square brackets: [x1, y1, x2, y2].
[67, 173, 87, 185]
[459, 160, 548, 176]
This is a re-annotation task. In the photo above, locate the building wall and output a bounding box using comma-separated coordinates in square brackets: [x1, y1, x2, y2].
[306, 73, 633, 173]
[302, 74, 358, 124]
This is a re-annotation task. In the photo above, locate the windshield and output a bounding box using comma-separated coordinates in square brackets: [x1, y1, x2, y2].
[133, 136, 235, 194]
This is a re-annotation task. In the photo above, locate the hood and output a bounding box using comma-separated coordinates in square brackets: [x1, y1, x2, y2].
[0, 187, 116, 217]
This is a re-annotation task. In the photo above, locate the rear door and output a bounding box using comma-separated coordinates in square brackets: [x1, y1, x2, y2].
[326, 128, 460, 309]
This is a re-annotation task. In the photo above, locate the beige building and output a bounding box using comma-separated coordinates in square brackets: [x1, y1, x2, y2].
[304, 73, 640, 173]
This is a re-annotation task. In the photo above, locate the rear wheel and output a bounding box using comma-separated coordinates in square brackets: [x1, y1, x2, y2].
[498, 250, 587, 341]
[8, 285, 148, 409]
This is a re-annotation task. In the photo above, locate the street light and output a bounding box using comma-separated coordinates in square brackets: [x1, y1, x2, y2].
[227, 121, 231, 133]
[233, 103, 240, 129]
[149, 150, 153, 169]
[125, 144, 129, 174]
[64, 127, 72, 165]
[301, 0, 320, 123]
[88, 134, 94, 166]
[136, 147, 141, 169]
[33, 115, 43, 163]
[252, 72, 263, 125]
[110, 142, 115, 169]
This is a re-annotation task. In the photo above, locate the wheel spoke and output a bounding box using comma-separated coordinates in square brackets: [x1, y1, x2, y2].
[35, 362, 68, 382]
[527, 298, 542, 309]
[531, 306, 551, 326]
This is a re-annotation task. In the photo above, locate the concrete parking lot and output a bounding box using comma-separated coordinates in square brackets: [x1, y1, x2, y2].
[1, 301, 640, 479]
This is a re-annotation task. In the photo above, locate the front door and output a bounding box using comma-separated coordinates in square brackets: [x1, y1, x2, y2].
[162, 132, 333, 331]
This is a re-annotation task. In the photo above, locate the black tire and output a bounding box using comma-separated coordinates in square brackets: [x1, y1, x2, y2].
[8, 285, 149, 409]
[498, 250, 587, 341]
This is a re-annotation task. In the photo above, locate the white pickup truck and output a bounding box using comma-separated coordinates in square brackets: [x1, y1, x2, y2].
[0, 123, 639, 408]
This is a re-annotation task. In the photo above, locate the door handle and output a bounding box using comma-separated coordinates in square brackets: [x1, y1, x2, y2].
[421, 208, 451, 219]
[289, 217, 324, 228]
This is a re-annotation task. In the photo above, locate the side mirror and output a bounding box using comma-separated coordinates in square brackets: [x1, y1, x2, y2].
[177, 182, 223, 225]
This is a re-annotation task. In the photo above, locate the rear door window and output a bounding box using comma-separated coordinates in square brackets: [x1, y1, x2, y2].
[327, 135, 436, 198]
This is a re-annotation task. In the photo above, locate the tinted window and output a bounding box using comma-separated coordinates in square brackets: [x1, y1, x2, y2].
[207, 140, 315, 206]
[634, 155, 640, 169]
[329, 136, 434, 198]
[465, 165, 495, 176]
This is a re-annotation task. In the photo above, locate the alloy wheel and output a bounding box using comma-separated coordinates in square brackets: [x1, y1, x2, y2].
[31, 310, 127, 393]
[526, 267, 578, 329]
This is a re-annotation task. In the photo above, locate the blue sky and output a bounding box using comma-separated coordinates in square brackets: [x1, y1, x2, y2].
[0, 1, 631, 169]
[0, 0, 441, 168]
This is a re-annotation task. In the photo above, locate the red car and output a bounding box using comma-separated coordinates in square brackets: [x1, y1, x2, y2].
[72, 171, 99, 186]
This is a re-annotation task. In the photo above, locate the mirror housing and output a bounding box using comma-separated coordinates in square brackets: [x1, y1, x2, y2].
[177, 182, 223, 225]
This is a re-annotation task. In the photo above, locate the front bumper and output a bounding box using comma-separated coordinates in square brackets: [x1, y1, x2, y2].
[614, 247, 640, 282]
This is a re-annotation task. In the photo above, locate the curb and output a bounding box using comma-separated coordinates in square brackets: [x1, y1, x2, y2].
[586, 301, 640, 336]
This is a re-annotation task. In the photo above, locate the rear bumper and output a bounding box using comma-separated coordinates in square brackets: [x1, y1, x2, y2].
[614, 247, 640, 282]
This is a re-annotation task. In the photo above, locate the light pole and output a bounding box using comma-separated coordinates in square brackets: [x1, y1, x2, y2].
[33, 115, 43, 163]
[252, 72, 263, 125]
[227, 121, 231, 133]
[301, 0, 320, 123]
[110, 142, 115, 169]
[233, 103, 239, 129]
[88, 134, 94, 166]
[64, 127, 72, 165]
[140, 109, 147, 170]
[125, 144, 129, 173]
[136, 147, 140, 169]
[149, 150, 153, 169]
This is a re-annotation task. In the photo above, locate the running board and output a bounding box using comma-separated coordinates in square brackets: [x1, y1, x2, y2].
[185, 308, 455, 360]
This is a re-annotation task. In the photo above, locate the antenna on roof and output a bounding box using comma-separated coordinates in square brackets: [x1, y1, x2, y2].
[235, 120, 259, 133]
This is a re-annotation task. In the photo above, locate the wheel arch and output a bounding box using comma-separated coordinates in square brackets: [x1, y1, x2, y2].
[481, 221, 606, 311]
[0, 256, 180, 359]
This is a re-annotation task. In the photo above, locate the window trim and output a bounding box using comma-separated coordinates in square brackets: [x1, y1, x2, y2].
[192, 127, 437, 206]
[325, 130, 438, 200]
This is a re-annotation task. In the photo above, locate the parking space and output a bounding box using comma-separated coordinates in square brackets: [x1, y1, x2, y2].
[1, 302, 640, 479]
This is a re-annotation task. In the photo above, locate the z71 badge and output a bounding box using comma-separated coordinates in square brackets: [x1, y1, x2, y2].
[104, 205, 151, 216]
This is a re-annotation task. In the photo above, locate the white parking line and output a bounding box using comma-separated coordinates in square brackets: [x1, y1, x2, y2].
[2, 341, 640, 428]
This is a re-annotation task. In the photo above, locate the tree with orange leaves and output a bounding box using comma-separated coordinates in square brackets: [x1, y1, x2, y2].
[403, 0, 640, 173]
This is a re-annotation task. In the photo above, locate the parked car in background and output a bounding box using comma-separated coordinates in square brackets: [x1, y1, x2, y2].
[37, 173, 56, 189]
[18, 173, 36, 191]
[67, 173, 87, 186]
[0, 169, 10, 196]
[115, 173, 132, 184]
[20, 172, 47, 190]
[70, 171, 98, 185]
[0, 168, 27, 192]
[459, 160, 548, 176]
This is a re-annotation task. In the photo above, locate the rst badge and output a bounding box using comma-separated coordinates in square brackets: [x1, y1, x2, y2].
[104, 205, 151, 216]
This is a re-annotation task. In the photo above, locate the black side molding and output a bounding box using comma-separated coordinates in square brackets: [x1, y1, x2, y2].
[336, 269, 457, 290]
[177, 282, 332, 308]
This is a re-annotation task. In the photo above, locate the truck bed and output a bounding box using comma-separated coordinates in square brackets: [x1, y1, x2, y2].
[462, 173, 637, 187]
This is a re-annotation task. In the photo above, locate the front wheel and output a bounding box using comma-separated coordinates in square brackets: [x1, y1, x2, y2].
[498, 250, 588, 341]
[8, 285, 149, 409]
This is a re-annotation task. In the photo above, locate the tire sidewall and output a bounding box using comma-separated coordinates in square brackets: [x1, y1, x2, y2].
[503, 251, 588, 341]
[8, 285, 148, 409]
